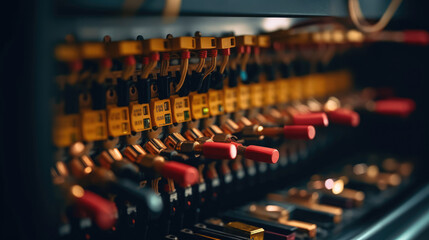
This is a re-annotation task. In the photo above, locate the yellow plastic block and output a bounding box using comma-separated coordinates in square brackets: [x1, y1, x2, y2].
[257, 35, 271, 48]
[169, 37, 196, 51]
[196, 37, 217, 49]
[223, 87, 238, 113]
[142, 38, 169, 54]
[110, 41, 143, 57]
[129, 103, 152, 132]
[170, 96, 191, 123]
[81, 110, 108, 141]
[264, 81, 277, 106]
[250, 83, 264, 108]
[55, 44, 80, 61]
[237, 84, 251, 110]
[217, 37, 236, 49]
[189, 93, 210, 120]
[107, 106, 131, 137]
[236, 35, 256, 46]
[53, 114, 81, 147]
[80, 42, 107, 59]
[208, 90, 224, 116]
[150, 98, 172, 127]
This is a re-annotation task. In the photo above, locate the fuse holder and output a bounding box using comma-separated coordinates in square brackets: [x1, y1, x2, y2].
[75, 190, 117, 230]
[201, 142, 237, 160]
[142, 38, 170, 54]
[236, 35, 256, 46]
[195, 36, 217, 49]
[374, 98, 416, 117]
[170, 37, 196, 51]
[244, 145, 279, 164]
[217, 36, 236, 49]
[283, 125, 316, 140]
[327, 109, 360, 127]
[292, 113, 329, 127]
[161, 161, 199, 187]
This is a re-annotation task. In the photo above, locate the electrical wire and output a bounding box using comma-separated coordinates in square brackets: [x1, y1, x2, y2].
[348, 0, 403, 33]
[175, 50, 189, 93]
[202, 55, 216, 81]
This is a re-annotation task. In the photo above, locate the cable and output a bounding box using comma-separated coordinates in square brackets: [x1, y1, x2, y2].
[202, 50, 217, 81]
[348, 0, 403, 33]
[175, 50, 190, 93]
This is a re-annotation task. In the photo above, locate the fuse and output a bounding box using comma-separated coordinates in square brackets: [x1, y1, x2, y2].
[123, 144, 199, 187]
[67, 143, 163, 216]
[52, 162, 117, 230]
[268, 189, 342, 223]
[192, 126, 279, 164]
[305, 97, 360, 127]
[248, 204, 317, 238]
[164, 132, 237, 160]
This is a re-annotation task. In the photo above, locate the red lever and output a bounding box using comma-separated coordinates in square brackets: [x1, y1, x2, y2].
[202, 142, 237, 160]
[374, 98, 416, 117]
[292, 113, 329, 127]
[161, 161, 199, 187]
[124, 55, 136, 66]
[283, 125, 316, 140]
[244, 145, 279, 164]
[75, 190, 117, 230]
[327, 109, 360, 127]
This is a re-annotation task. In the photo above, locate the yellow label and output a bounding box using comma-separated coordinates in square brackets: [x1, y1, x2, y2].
[223, 87, 237, 113]
[53, 114, 81, 147]
[289, 77, 303, 101]
[237, 84, 251, 110]
[170, 96, 191, 123]
[276, 79, 289, 103]
[302, 75, 316, 99]
[107, 106, 130, 137]
[81, 110, 108, 141]
[189, 93, 210, 119]
[129, 103, 151, 132]
[150, 98, 172, 127]
[208, 90, 225, 116]
[250, 83, 264, 107]
[264, 82, 277, 106]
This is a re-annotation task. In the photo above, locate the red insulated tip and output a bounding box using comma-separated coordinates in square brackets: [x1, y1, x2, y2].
[283, 125, 316, 140]
[124, 55, 136, 66]
[292, 112, 329, 127]
[374, 98, 416, 117]
[327, 109, 360, 127]
[244, 145, 279, 164]
[161, 161, 199, 187]
[202, 142, 237, 160]
[75, 190, 117, 230]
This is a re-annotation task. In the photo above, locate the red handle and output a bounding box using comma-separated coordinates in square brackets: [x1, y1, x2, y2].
[374, 98, 416, 117]
[283, 125, 316, 139]
[75, 190, 117, 230]
[161, 161, 199, 187]
[202, 142, 237, 160]
[244, 145, 279, 164]
[327, 109, 360, 127]
[292, 113, 329, 127]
